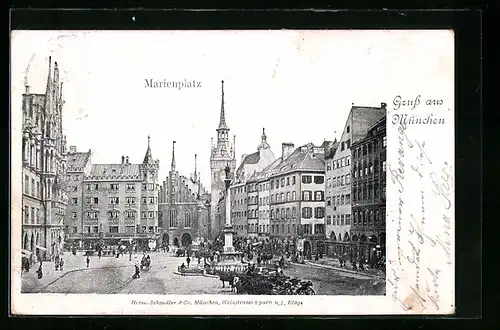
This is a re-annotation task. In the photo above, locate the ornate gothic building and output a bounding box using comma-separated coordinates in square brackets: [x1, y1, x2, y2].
[158, 142, 210, 248]
[22, 56, 68, 260]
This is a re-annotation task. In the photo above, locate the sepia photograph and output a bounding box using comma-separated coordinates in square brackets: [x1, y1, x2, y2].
[11, 29, 455, 315]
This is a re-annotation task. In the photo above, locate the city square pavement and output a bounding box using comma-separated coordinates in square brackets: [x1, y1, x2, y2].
[22, 251, 385, 295]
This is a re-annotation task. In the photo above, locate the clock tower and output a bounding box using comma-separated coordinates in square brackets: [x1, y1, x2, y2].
[210, 80, 236, 240]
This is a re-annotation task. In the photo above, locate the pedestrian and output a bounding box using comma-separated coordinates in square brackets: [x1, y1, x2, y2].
[133, 264, 141, 279]
[36, 264, 43, 279]
[98, 250, 101, 259]
[186, 256, 191, 268]
[129, 251, 132, 261]
[59, 258, 64, 271]
[86, 256, 90, 268]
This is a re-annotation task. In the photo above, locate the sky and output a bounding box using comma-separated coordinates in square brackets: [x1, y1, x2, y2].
[11, 30, 453, 189]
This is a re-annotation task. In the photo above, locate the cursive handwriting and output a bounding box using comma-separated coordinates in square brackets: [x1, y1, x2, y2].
[426, 268, 441, 310]
[388, 268, 411, 311]
[429, 162, 453, 210]
[409, 214, 436, 247]
[406, 241, 422, 291]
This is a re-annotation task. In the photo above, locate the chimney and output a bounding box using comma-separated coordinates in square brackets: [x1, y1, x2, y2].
[281, 143, 295, 161]
[126, 156, 129, 164]
[25, 85, 30, 94]
[381, 102, 387, 109]
[69, 146, 77, 154]
[121, 155, 125, 165]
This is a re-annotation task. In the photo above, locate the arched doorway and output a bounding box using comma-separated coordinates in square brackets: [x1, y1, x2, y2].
[181, 232, 192, 247]
[303, 240, 312, 259]
[330, 231, 336, 240]
[173, 237, 180, 247]
[23, 233, 28, 250]
[162, 233, 170, 246]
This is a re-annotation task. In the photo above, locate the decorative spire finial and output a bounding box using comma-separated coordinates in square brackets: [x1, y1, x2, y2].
[217, 80, 228, 130]
[171, 141, 176, 171]
[194, 154, 198, 182]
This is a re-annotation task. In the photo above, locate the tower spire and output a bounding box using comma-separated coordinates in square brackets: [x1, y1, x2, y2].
[217, 80, 228, 130]
[258, 127, 270, 150]
[143, 135, 154, 164]
[233, 135, 236, 159]
[194, 154, 198, 182]
[171, 141, 176, 171]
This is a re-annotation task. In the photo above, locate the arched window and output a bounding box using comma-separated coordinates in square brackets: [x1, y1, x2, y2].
[169, 209, 178, 227]
[184, 211, 191, 228]
[292, 207, 297, 219]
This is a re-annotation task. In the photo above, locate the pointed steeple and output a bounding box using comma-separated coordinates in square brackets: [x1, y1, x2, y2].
[44, 56, 53, 114]
[143, 135, 154, 164]
[171, 141, 176, 171]
[194, 154, 198, 182]
[258, 127, 270, 150]
[217, 80, 228, 130]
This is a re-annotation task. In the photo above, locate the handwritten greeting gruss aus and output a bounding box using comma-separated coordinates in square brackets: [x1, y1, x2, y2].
[387, 95, 455, 314]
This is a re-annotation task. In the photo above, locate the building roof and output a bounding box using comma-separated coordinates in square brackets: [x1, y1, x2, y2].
[66, 151, 91, 172]
[87, 164, 141, 180]
[270, 143, 325, 177]
[236, 151, 261, 173]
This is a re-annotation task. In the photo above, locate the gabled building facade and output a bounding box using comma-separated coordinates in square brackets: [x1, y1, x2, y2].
[158, 144, 210, 248]
[21, 56, 68, 261]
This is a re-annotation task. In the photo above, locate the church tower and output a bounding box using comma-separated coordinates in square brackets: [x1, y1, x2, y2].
[139, 136, 160, 233]
[210, 80, 236, 239]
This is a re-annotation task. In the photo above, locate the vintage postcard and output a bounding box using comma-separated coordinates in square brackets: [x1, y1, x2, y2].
[10, 29, 455, 315]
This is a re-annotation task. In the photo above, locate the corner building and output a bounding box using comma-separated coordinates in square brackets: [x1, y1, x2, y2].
[68, 137, 159, 250]
[324, 103, 386, 258]
[21, 56, 68, 261]
[351, 115, 387, 263]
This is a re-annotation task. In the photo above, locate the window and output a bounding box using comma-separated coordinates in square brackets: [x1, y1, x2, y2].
[333, 177, 337, 187]
[315, 224, 325, 234]
[125, 226, 135, 233]
[110, 183, 119, 191]
[292, 191, 296, 200]
[86, 197, 92, 204]
[302, 207, 312, 219]
[314, 191, 324, 201]
[326, 197, 331, 206]
[281, 178, 285, 186]
[341, 195, 345, 205]
[147, 211, 154, 219]
[302, 191, 311, 201]
[286, 208, 291, 219]
[292, 207, 297, 219]
[346, 214, 351, 225]
[36, 182, 40, 197]
[86, 184, 92, 191]
[142, 197, 147, 204]
[314, 207, 324, 218]
[346, 174, 351, 184]
[126, 197, 135, 204]
[276, 180, 279, 188]
[341, 176, 345, 185]
[287, 177, 290, 186]
[281, 193, 284, 202]
[109, 226, 119, 233]
[270, 181, 274, 189]
[72, 197, 78, 205]
[109, 210, 119, 219]
[327, 178, 332, 187]
[93, 197, 99, 205]
[270, 195, 274, 203]
[346, 155, 351, 166]
[303, 224, 312, 234]
[125, 211, 136, 219]
[346, 194, 351, 205]
[302, 175, 312, 184]
[314, 176, 324, 184]
[286, 192, 290, 202]
[148, 183, 155, 190]
[126, 183, 135, 191]
[327, 215, 332, 225]
[184, 212, 191, 227]
[383, 136, 387, 147]
[270, 209, 274, 220]
[142, 184, 147, 191]
[341, 142, 345, 151]
[149, 197, 155, 204]
[109, 197, 119, 204]
[24, 175, 29, 194]
[326, 162, 331, 171]
[86, 211, 98, 219]
[341, 214, 345, 226]
[341, 158, 345, 167]
[347, 125, 350, 133]
[30, 207, 35, 224]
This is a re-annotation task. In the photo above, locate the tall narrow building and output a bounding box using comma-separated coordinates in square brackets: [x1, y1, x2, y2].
[21, 56, 68, 261]
[210, 80, 236, 239]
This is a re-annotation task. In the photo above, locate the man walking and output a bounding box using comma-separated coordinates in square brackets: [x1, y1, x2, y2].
[86, 255, 90, 268]
[186, 256, 191, 269]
